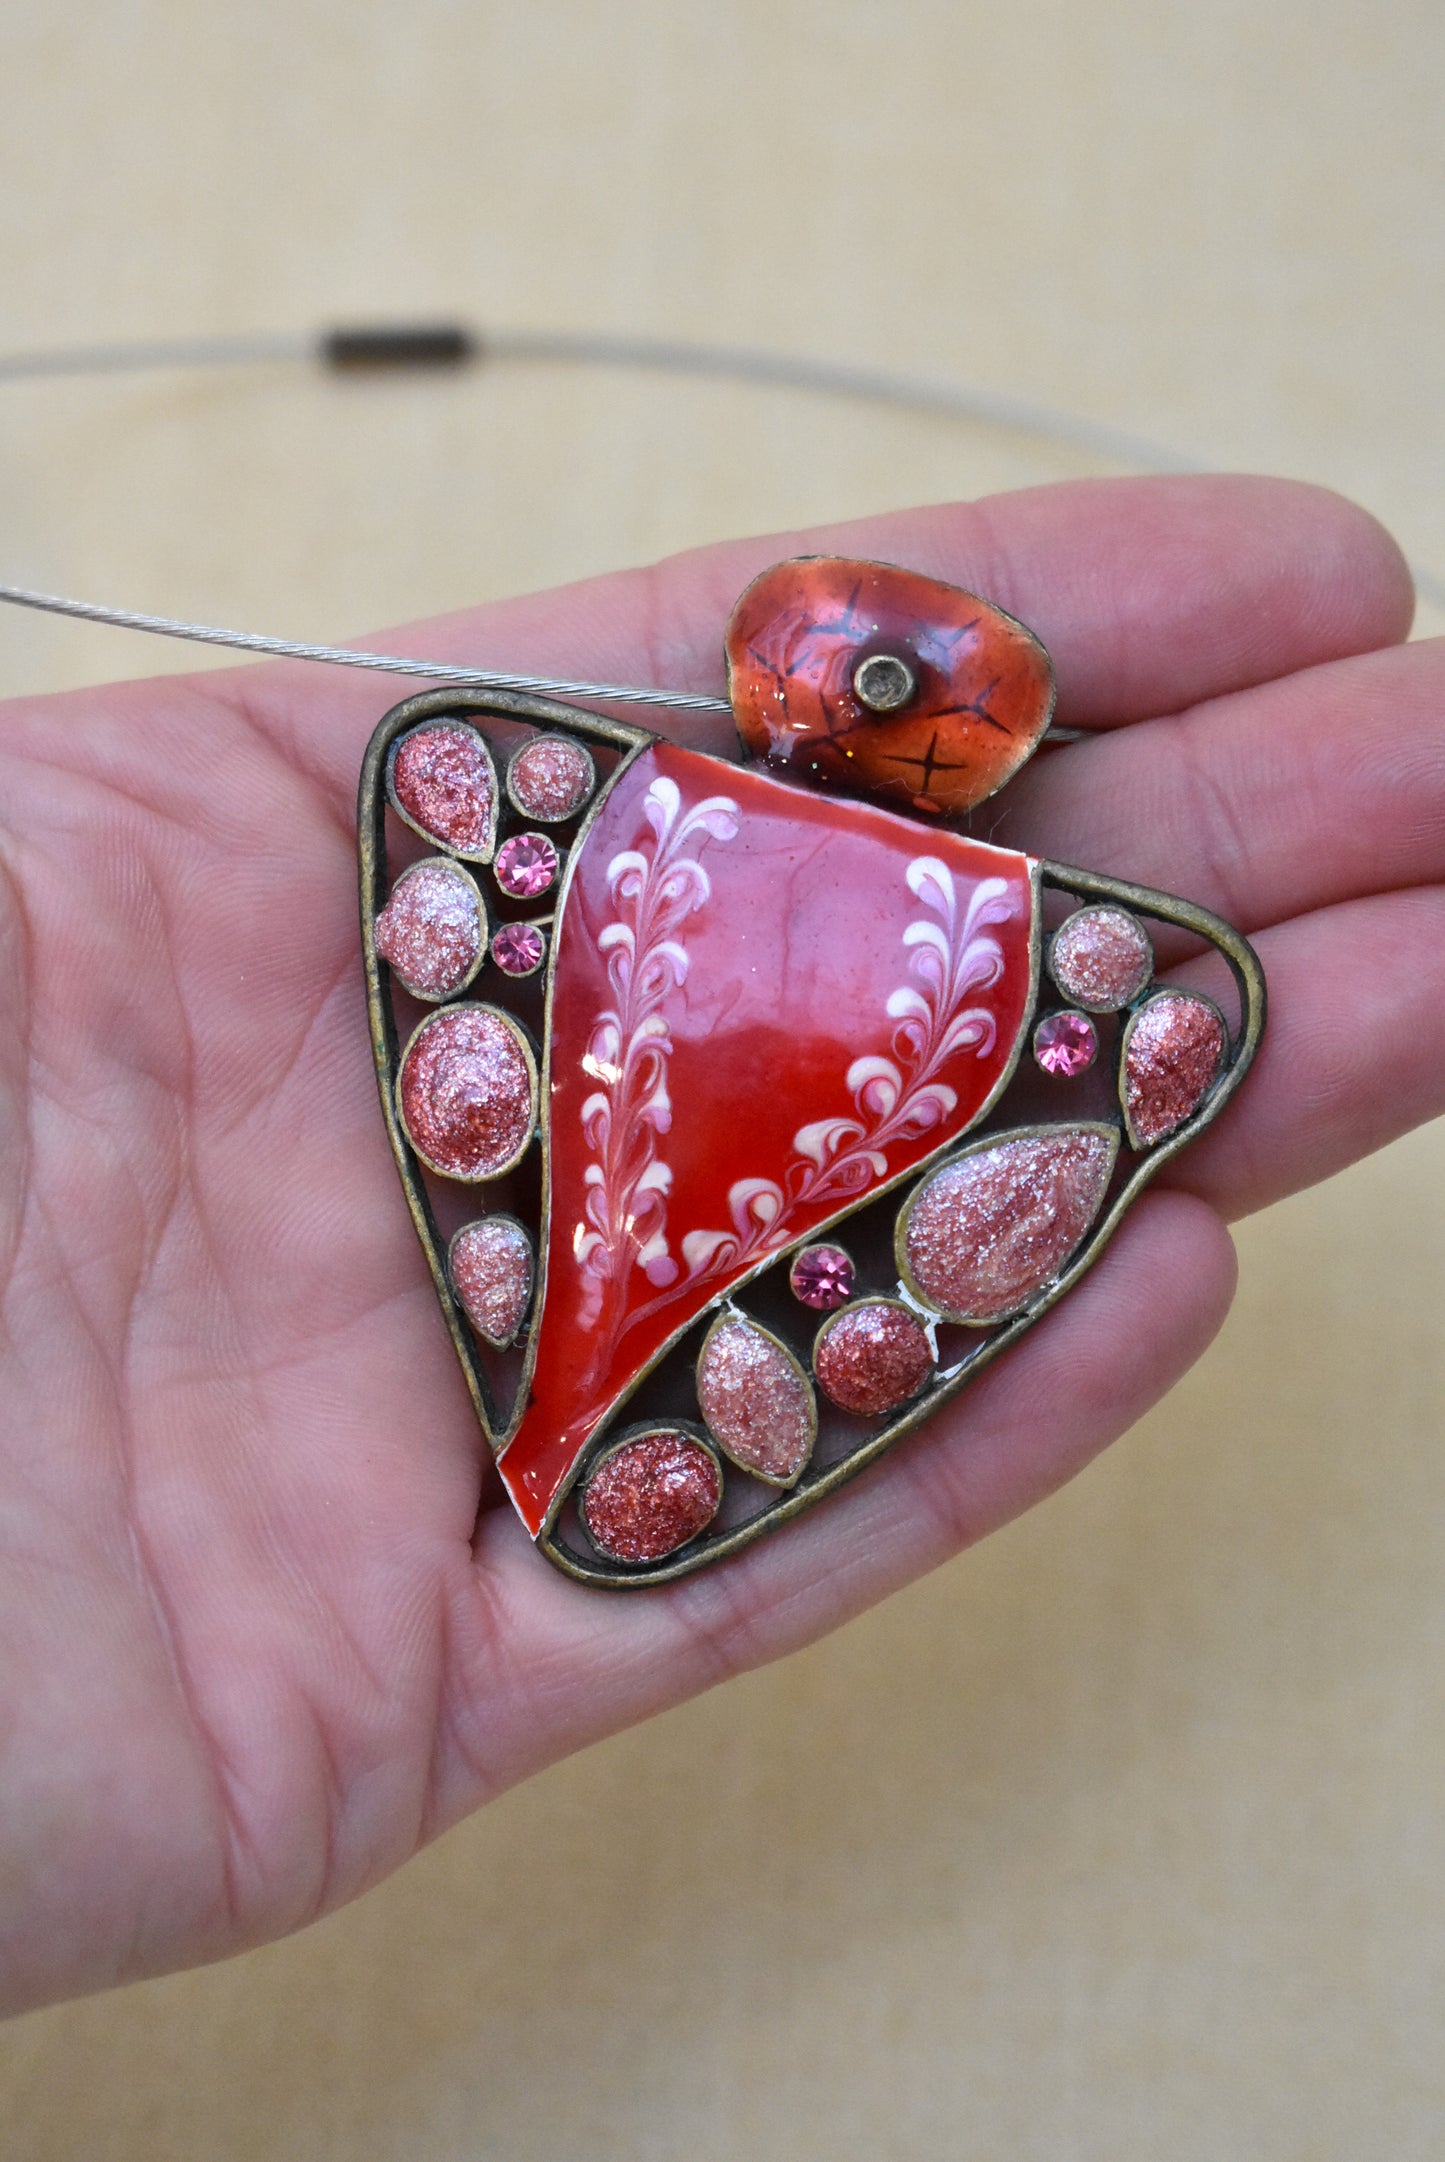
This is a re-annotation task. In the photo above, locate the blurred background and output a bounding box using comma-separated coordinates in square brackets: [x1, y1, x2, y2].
[0, 2, 1442, 2156]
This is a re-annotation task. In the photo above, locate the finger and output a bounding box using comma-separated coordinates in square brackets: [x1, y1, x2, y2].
[1159, 885, 1445, 1220]
[438, 1191, 1235, 1815]
[983, 636, 1445, 934]
[208, 473, 1412, 802]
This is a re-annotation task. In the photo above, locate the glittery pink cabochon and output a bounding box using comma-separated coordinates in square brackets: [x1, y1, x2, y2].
[697, 1317, 817, 1485]
[361, 684, 1265, 1582]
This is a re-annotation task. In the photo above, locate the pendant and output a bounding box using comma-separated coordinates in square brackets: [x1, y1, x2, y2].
[359, 558, 1265, 1586]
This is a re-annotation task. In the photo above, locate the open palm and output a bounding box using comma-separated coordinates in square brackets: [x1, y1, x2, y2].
[0, 475, 1435, 2015]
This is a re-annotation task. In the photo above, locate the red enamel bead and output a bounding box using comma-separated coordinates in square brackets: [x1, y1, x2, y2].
[726, 556, 1055, 818]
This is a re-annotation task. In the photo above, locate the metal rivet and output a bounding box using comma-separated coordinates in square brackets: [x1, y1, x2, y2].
[852, 651, 917, 713]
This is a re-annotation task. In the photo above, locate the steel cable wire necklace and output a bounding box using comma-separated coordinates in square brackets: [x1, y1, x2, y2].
[0, 319, 1271, 1586]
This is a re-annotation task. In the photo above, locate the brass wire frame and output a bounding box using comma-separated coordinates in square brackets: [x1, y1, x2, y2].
[361, 690, 1267, 1588]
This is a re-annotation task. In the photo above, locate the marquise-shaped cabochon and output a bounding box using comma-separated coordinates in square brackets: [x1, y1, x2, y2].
[697, 1316, 817, 1486]
[726, 557, 1055, 818]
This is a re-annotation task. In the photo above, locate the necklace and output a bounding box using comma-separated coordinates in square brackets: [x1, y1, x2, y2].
[0, 321, 1269, 1586]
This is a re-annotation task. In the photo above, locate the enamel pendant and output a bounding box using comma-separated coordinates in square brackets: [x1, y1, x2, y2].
[359, 558, 1265, 1586]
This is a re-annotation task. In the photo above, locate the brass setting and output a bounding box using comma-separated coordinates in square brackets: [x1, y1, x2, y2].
[489, 922, 549, 979]
[1046, 902, 1155, 1013]
[1030, 1007, 1098, 1074]
[788, 1240, 857, 1306]
[852, 650, 917, 713]
[503, 734, 598, 824]
[810, 1293, 938, 1407]
[578, 1421, 724, 1565]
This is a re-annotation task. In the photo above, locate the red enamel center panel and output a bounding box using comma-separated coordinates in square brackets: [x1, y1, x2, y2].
[498, 740, 1038, 1534]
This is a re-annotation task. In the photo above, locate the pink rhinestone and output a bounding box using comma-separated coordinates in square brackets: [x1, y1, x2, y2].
[373, 858, 484, 1001]
[582, 1429, 722, 1564]
[494, 832, 559, 899]
[813, 1301, 935, 1417]
[1033, 1010, 1097, 1078]
[451, 1217, 534, 1346]
[789, 1243, 856, 1310]
[1123, 993, 1227, 1147]
[491, 922, 546, 977]
[1050, 906, 1153, 1012]
[390, 724, 496, 855]
[508, 736, 595, 823]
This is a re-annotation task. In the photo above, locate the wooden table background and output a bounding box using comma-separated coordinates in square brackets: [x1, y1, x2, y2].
[0, 2, 1441, 2155]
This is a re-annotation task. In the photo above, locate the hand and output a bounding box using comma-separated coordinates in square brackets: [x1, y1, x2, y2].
[0, 475, 1430, 2014]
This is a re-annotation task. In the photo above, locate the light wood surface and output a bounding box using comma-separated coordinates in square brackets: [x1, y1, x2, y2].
[0, 2, 1442, 2155]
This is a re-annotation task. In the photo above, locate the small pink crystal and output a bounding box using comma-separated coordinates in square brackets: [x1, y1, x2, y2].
[789, 1243, 856, 1310]
[390, 724, 496, 855]
[1033, 1009, 1097, 1078]
[397, 1005, 535, 1180]
[451, 1217, 534, 1346]
[491, 922, 546, 977]
[374, 858, 484, 1001]
[813, 1301, 934, 1417]
[494, 832, 559, 899]
[1123, 993, 1227, 1146]
[508, 736, 595, 823]
[1050, 906, 1153, 1012]
[902, 1129, 1117, 1324]
[697, 1318, 816, 1485]
[581, 1430, 722, 1564]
